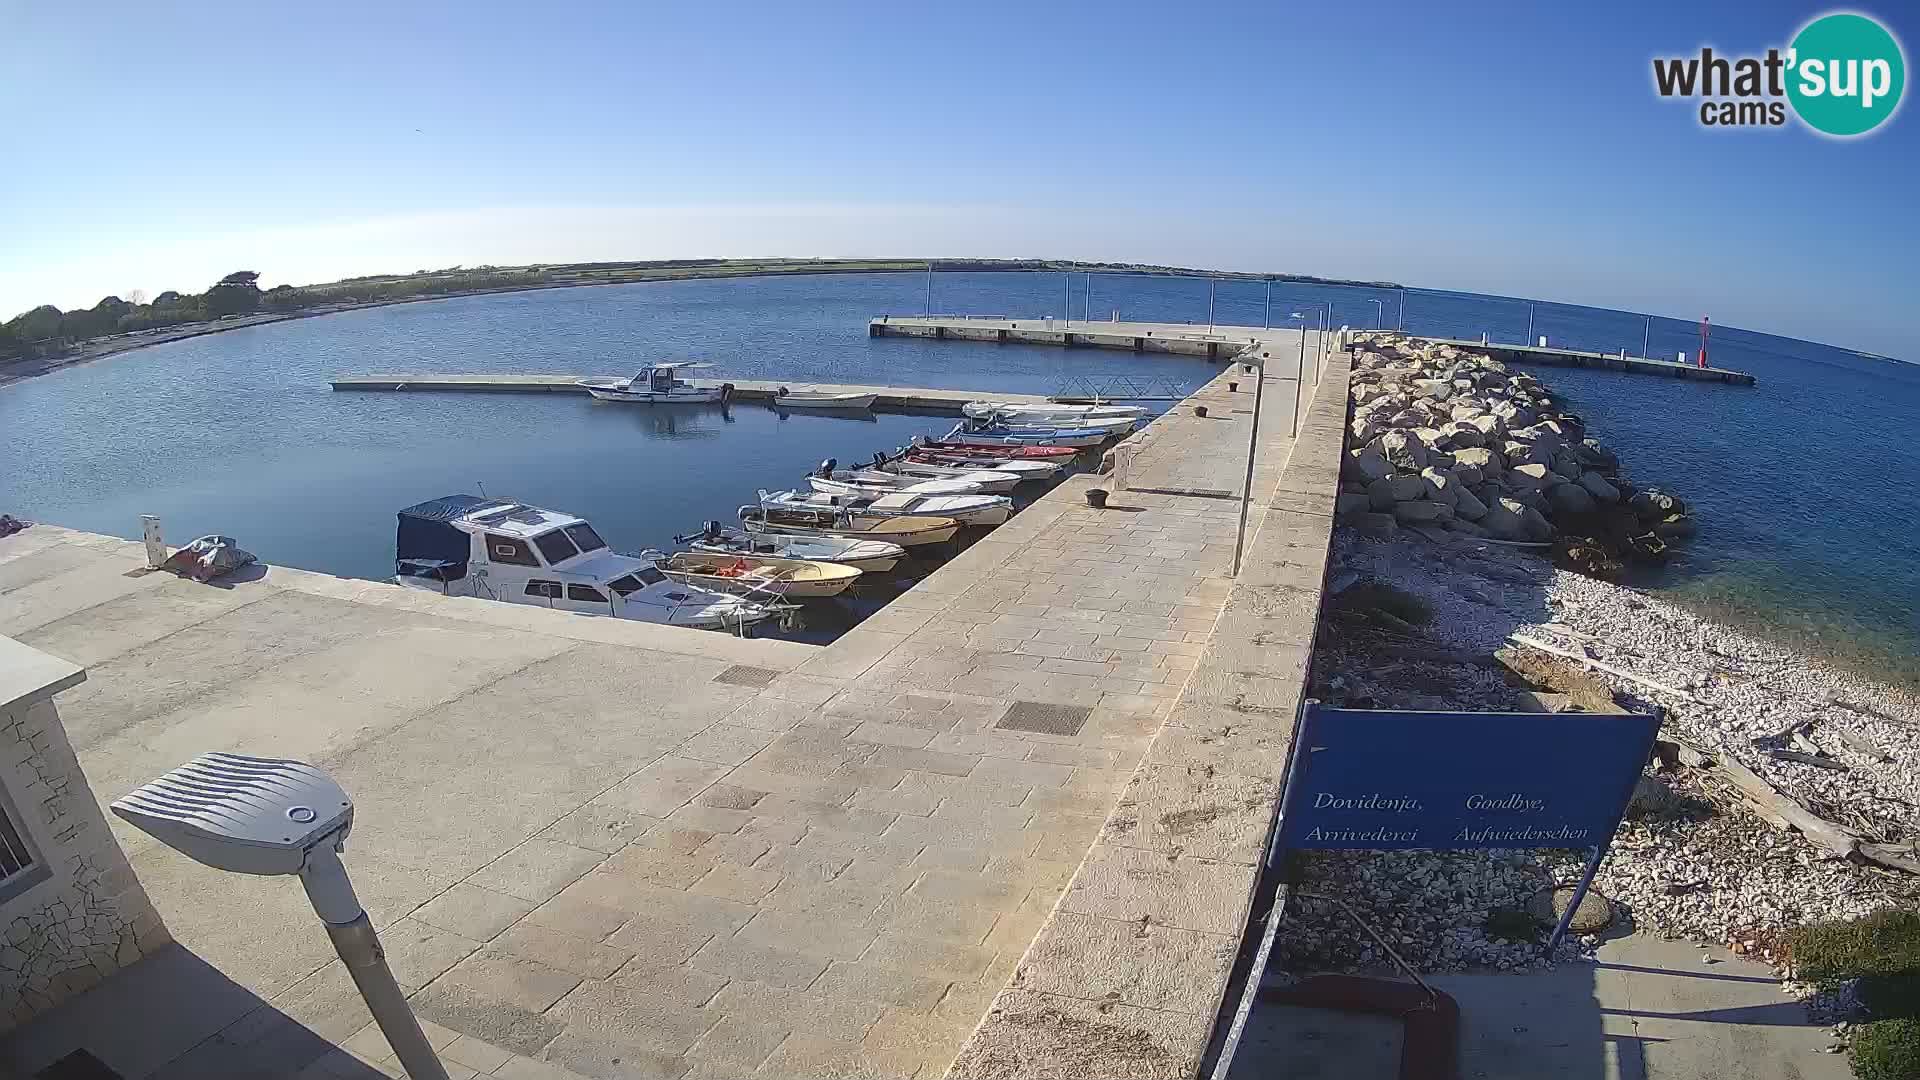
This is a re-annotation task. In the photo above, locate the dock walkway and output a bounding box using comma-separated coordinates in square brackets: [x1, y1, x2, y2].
[329, 376, 1050, 413]
[870, 316, 1756, 385]
[3, 327, 1344, 1080]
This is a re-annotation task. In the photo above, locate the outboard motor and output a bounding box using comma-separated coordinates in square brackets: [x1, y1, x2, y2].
[703, 520, 723, 540]
[816, 458, 837, 478]
[720, 382, 736, 403]
[872, 451, 887, 468]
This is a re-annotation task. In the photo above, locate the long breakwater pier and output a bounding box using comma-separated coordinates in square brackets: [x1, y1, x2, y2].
[329, 376, 1052, 412]
[871, 316, 1757, 385]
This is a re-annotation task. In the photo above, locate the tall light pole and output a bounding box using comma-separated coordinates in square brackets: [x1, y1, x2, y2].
[1641, 315, 1652, 359]
[1063, 271, 1071, 328]
[1263, 280, 1273, 329]
[1085, 272, 1093, 323]
[1231, 352, 1266, 578]
[1398, 288, 1408, 330]
[1367, 299, 1383, 328]
[924, 263, 933, 317]
[1207, 279, 1217, 333]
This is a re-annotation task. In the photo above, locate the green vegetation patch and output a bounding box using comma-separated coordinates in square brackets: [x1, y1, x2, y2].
[1852, 1018, 1920, 1080]
[1790, 908, 1920, 986]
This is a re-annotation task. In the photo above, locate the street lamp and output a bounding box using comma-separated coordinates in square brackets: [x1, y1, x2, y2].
[1367, 299, 1383, 328]
[114, 754, 451, 1079]
[1231, 350, 1266, 578]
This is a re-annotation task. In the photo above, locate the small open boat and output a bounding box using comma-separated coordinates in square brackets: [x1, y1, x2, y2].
[773, 387, 878, 410]
[648, 550, 863, 599]
[760, 487, 1012, 528]
[680, 523, 905, 573]
[914, 436, 1080, 460]
[888, 450, 1060, 482]
[943, 422, 1113, 448]
[739, 502, 959, 546]
[809, 460, 1019, 495]
[962, 400, 1145, 424]
[577, 362, 733, 403]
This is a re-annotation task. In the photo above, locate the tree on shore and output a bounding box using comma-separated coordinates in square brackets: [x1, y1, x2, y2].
[204, 271, 262, 317]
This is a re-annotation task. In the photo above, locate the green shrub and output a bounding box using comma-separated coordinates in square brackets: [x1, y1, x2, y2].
[1791, 909, 1920, 986]
[1851, 1018, 1920, 1080]
[1862, 974, 1920, 1021]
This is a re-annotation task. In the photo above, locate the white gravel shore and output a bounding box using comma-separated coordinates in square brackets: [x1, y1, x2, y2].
[1280, 529, 1919, 975]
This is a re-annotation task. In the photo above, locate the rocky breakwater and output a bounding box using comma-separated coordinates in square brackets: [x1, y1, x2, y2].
[1337, 335, 1694, 571]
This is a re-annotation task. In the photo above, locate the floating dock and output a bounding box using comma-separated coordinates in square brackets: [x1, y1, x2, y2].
[868, 316, 1757, 385]
[329, 376, 1047, 413]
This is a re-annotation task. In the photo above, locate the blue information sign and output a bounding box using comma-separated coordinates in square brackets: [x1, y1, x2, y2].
[1276, 708, 1661, 852]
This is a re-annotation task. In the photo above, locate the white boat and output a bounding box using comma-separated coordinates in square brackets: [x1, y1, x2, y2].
[962, 400, 1145, 424]
[808, 460, 1019, 495]
[942, 421, 1113, 448]
[884, 451, 1060, 482]
[393, 495, 782, 633]
[577, 362, 734, 403]
[646, 550, 863, 599]
[680, 523, 905, 573]
[739, 505, 959, 546]
[773, 387, 878, 410]
[761, 487, 1012, 527]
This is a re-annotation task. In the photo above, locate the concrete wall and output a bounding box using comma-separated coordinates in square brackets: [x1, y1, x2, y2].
[0, 638, 167, 1031]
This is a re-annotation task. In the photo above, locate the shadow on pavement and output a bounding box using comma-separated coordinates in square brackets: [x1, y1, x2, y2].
[0, 943, 389, 1079]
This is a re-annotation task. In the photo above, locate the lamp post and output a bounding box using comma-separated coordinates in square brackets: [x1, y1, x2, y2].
[1207, 279, 1217, 333]
[923, 263, 933, 317]
[1263, 280, 1273, 329]
[1367, 299, 1383, 328]
[1231, 351, 1266, 578]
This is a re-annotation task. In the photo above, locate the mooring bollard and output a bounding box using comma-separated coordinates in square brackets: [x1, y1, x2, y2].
[1195, 405, 1209, 418]
[1228, 381, 1239, 392]
[141, 515, 167, 569]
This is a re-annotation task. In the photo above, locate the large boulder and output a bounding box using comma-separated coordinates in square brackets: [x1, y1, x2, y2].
[1411, 378, 1454, 402]
[1452, 446, 1504, 475]
[1520, 503, 1555, 541]
[1629, 488, 1686, 519]
[1367, 474, 1427, 509]
[1335, 492, 1372, 518]
[1442, 422, 1486, 449]
[1374, 430, 1429, 471]
[1453, 463, 1484, 487]
[1351, 415, 1386, 444]
[1419, 467, 1459, 507]
[1347, 445, 1396, 483]
[1578, 471, 1621, 503]
[1548, 482, 1597, 516]
[1446, 518, 1490, 538]
[1508, 463, 1563, 491]
[1449, 403, 1487, 422]
[1492, 400, 1537, 428]
[1394, 500, 1454, 524]
[1454, 486, 1488, 520]
[1551, 448, 1587, 478]
[1483, 498, 1529, 539]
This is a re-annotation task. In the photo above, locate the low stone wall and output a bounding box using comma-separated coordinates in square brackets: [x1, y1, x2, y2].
[944, 345, 1352, 1079]
[0, 639, 168, 1031]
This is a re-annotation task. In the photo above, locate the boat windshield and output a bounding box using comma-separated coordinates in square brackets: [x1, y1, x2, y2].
[564, 523, 607, 553]
[531, 529, 579, 564]
[607, 566, 667, 596]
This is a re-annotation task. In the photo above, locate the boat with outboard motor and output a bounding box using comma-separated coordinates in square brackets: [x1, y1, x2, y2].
[961, 400, 1145, 424]
[807, 459, 1020, 496]
[680, 522, 906, 573]
[577, 362, 734, 404]
[941, 421, 1114, 448]
[393, 495, 784, 633]
[913, 437, 1080, 459]
[759, 487, 1011, 527]
[739, 504, 960, 546]
[645, 550, 863, 599]
[884, 449, 1060, 482]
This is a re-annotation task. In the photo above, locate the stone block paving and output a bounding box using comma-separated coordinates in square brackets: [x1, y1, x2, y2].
[321, 364, 1303, 1080]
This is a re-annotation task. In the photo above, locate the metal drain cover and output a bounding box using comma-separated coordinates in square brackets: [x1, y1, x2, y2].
[714, 665, 781, 688]
[997, 701, 1092, 736]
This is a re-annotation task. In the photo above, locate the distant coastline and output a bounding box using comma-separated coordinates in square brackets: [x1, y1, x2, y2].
[0, 258, 1399, 388]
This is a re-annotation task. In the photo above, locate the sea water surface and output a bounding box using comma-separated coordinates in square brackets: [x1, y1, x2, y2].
[2, 272, 1915, 683]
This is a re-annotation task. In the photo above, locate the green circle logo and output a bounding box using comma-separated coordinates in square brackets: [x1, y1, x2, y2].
[1788, 13, 1906, 136]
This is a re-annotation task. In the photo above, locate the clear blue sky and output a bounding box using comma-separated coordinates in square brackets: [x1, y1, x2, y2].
[3, 0, 1915, 357]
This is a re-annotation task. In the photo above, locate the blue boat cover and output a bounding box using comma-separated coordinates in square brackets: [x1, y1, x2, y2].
[397, 494, 489, 575]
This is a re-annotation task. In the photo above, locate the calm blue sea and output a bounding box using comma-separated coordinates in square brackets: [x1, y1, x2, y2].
[2, 272, 1914, 683]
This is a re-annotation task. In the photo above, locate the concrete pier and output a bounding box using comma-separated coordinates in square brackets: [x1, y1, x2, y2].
[1, 328, 1347, 1080]
[870, 316, 1757, 385]
[329, 376, 1054, 413]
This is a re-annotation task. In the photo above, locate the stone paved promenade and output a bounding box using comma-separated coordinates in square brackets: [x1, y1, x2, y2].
[2, 329, 1344, 1079]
